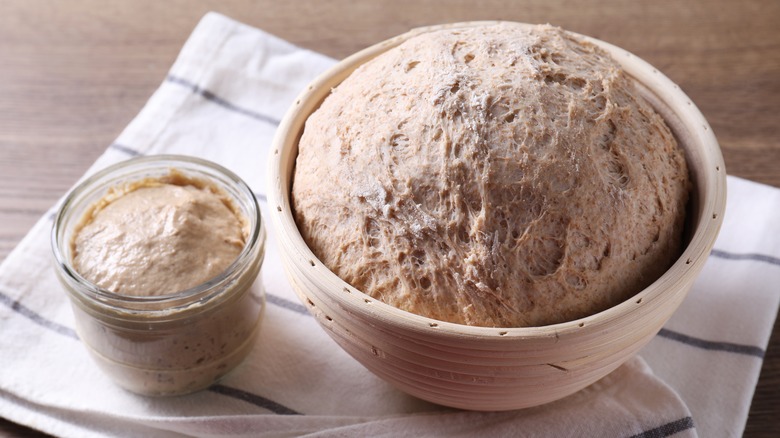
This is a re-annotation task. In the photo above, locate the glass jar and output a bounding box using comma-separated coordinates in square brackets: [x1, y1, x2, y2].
[51, 155, 265, 396]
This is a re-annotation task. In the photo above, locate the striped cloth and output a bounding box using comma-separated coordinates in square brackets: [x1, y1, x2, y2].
[0, 12, 777, 438]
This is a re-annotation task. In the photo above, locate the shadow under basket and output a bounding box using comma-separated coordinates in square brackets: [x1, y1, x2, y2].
[267, 21, 727, 411]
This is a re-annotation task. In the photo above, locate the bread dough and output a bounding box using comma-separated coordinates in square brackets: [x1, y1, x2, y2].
[292, 23, 690, 327]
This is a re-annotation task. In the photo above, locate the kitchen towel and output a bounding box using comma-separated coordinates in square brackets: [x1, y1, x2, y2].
[0, 12, 777, 438]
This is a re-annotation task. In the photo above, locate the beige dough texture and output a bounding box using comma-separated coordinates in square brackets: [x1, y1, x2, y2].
[292, 23, 690, 327]
[72, 174, 247, 296]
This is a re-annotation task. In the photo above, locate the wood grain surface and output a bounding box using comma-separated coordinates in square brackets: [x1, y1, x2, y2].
[0, 0, 777, 436]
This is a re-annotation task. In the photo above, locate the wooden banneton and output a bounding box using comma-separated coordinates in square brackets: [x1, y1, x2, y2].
[267, 22, 727, 410]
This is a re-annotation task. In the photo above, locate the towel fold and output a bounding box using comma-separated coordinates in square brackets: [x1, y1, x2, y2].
[0, 12, 776, 438]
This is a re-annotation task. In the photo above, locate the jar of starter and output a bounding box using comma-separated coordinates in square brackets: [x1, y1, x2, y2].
[51, 155, 266, 396]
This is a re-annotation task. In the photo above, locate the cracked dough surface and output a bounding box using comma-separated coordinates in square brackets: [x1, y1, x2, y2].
[292, 23, 690, 327]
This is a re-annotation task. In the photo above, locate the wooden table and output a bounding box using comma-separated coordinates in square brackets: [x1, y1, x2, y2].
[1, 1, 777, 436]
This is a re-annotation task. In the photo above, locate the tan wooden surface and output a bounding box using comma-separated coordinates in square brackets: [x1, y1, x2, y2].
[0, 0, 777, 436]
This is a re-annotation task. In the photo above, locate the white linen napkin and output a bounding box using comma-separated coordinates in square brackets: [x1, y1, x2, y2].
[0, 12, 776, 438]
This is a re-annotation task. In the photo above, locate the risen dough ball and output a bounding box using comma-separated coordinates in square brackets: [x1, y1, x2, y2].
[292, 23, 690, 327]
